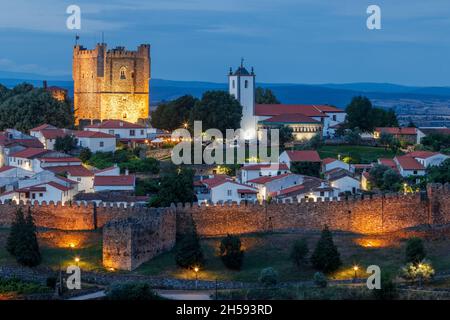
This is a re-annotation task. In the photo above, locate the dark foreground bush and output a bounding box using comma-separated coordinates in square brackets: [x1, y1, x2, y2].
[106, 282, 164, 300]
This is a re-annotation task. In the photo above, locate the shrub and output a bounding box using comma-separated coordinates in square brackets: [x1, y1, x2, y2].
[175, 233, 204, 269]
[313, 272, 327, 288]
[219, 235, 244, 270]
[400, 260, 435, 283]
[372, 273, 398, 300]
[79, 147, 92, 162]
[46, 276, 57, 289]
[290, 238, 309, 268]
[311, 226, 342, 273]
[106, 282, 163, 300]
[405, 237, 426, 264]
[259, 267, 278, 287]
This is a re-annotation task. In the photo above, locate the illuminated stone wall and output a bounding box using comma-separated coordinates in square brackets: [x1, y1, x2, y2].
[102, 208, 176, 271]
[73, 43, 150, 124]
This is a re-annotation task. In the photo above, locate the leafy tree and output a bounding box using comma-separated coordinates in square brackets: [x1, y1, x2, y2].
[421, 133, 450, 152]
[107, 282, 163, 300]
[368, 164, 391, 189]
[150, 95, 197, 131]
[427, 159, 450, 183]
[407, 121, 416, 128]
[255, 87, 280, 104]
[148, 167, 195, 207]
[189, 91, 242, 133]
[311, 226, 342, 273]
[259, 267, 278, 286]
[313, 272, 328, 288]
[0, 84, 73, 132]
[175, 232, 204, 269]
[290, 161, 321, 177]
[135, 178, 160, 196]
[119, 157, 160, 174]
[290, 238, 309, 268]
[278, 126, 294, 147]
[381, 169, 402, 192]
[7, 208, 41, 267]
[372, 108, 399, 127]
[79, 147, 92, 163]
[344, 128, 362, 145]
[405, 237, 426, 264]
[219, 234, 244, 270]
[54, 135, 78, 153]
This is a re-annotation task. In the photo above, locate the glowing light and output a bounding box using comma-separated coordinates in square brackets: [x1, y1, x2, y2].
[183, 123, 188, 129]
[69, 243, 75, 248]
[108, 267, 115, 272]
[353, 265, 359, 271]
[194, 267, 199, 273]
[74, 257, 80, 263]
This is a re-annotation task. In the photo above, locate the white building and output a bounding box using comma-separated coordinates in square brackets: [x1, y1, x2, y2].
[279, 150, 321, 169]
[0, 180, 77, 204]
[85, 120, 148, 144]
[406, 151, 449, 168]
[240, 163, 290, 184]
[7, 148, 50, 172]
[29, 124, 69, 150]
[47, 165, 94, 193]
[73, 131, 116, 153]
[394, 155, 426, 177]
[247, 173, 304, 201]
[322, 158, 354, 173]
[93, 175, 135, 192]
[273, 179, 338, 202]
[194, 175, 258, 204]
[325, 168, 360, 194]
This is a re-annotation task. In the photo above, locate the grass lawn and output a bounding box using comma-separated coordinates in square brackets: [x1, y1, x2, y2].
[317, 145, 399, 163]
[134, 231, 450, 283]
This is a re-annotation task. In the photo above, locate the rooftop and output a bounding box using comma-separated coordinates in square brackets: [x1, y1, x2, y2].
[284, 150, 321, 162]
[260, 113, 320, 124]
[375, 127, 417, 135]
[85, 120, 145, 129]
[94, 175, 136, 186]
[395, 155, 425, 170]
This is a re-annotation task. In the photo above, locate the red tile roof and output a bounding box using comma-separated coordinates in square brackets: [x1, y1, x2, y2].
[241, 163, 289, 171]
[284, 150, 321, 162]
[395, 156, 425, 170]
[9, 148, 49, 159]
[40, 129, 67, 139]
[9, 139, 44, 148]
[85, 120, 144, 129]
[30, 124, 56, 132]
[39, 157, 81, 163]
[0, 166, 15, 173]
[247, 173, 292, 184]
[94, 175, 135, 186]
[260, 113, 319, 124]
[322, 157, 337, 165]
[255, 104, 328, 117]
[353, 164, 373, 169]
[379, 158, 397, 170]
[406, 151, 440, 159]
[73, 131, 116, 138]
[46, 165, 93, 177]
[194, 176, 232, 188]
[46, 181, 73, 191]
[375, 127, 417, 135]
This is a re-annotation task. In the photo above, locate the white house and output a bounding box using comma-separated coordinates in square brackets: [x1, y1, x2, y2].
[322, 158, 354, 173]
[240, 163, 290, 184]
[0, 166, 33, 179]
[279, 150, 321, 169]
[394, 155, 426, 177]
[0, 180, 77, 204]
[47, 165, 94, 193]
[325, 168, 360, 194]
[194, 175, 258, 204]
[247, 173, 304, 201]
[406, 151, 449, 168]
[72, 130, 116, 153]
[29, 124, 68, 150]
[8, 148, 50, 172]
[85, 120, 147, 144]
[37, 156, 82, 172]
[273, 178, 338, 202]
[93, 175, 135, 192]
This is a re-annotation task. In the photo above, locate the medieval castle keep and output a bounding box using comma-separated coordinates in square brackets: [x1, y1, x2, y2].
[72, 43, 151, 126]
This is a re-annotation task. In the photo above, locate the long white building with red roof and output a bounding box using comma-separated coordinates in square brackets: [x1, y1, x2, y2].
[228, 62, 346, 140]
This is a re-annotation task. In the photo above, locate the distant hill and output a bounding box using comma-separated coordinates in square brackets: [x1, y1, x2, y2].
[2, 70, 450, 109]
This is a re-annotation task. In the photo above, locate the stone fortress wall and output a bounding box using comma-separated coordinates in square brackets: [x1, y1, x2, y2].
[0, 184, 448, 270]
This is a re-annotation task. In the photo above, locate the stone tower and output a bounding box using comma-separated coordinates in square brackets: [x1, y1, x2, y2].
[73, 43, 150, 126]
[228, 60, 257, 140]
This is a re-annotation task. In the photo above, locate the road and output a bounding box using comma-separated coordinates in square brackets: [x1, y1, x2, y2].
[67, 289, 213, 300]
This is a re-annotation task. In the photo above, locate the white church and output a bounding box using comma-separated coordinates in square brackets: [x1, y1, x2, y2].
[228, 61, 346, 141]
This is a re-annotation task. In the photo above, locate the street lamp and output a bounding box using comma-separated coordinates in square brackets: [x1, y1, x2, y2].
[75, 256, 80, 266]
[353, 265, 359, 281]
[194, 266, 199, 289]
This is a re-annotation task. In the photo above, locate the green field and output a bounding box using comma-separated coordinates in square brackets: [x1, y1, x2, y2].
[1, 227, 450, 284]
[317, 145, 400, 164]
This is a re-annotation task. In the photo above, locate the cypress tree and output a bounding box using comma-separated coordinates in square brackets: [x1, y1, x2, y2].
[311, 226, 342, 273]
[6, 208, 25, 255]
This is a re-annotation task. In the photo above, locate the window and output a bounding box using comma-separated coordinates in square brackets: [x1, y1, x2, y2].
[320, 191, 325, 197]
[232, 80, 235, 89]
[120, 67, 126, 79]
[140, 130, 144, 135]
[39, 193, 43, 197]
[109, 130, 114, 135]
[123, 113, 128, 119]
[413, 170, 417, 175]
[77, 178, 81, 182]
[332, 115, 337, 121]
[227, 190, 232, 196]
[244, 80, 248, 88]
[130, 130, 135, 136]
[32, 193, 36, 200]
[99, 141, 104, 147]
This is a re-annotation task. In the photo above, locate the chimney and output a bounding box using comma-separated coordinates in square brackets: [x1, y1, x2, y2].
[125, 169, 129, 176]
[43, 80, 47, 89]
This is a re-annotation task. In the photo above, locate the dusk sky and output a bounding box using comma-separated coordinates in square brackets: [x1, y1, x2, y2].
[1, 0, 450, 86]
